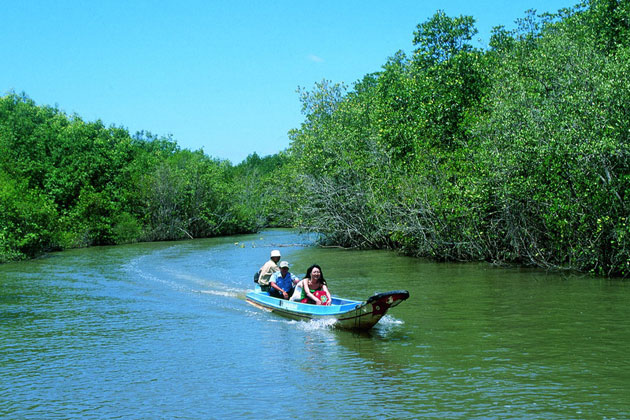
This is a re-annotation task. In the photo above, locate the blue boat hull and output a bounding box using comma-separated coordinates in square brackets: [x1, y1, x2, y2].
[245, 286, 409, 330]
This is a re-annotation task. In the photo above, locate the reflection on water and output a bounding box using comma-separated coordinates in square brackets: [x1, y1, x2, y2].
[1, 229, 629, 419]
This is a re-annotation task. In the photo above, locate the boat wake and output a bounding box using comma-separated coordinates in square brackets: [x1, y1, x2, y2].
[123, 248, 253, 302]
[263, 317, 338, 331]
[196, 288, 243, 299]
[123, 254, 192, 293]
[294, 318, 339, 331]
[378, 315, 404, 327]
[370, 315, 405, 336]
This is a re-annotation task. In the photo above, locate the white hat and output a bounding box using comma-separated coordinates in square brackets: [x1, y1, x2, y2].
[270, 249, 281, 258]
[278, 261, 289, 268]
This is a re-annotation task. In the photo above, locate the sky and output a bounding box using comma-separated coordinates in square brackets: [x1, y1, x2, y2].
[2, 0, 579, 164]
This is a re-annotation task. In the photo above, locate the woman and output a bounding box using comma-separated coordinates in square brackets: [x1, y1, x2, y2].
[291, 264, 332, 305]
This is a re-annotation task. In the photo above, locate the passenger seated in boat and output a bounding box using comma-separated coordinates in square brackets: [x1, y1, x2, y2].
[256, 249, 281, 291]
[291, 264, 331, 305]
[269, 261, 300, 299]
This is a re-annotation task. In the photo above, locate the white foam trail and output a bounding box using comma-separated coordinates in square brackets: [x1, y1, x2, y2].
[378, 315, 404, 327]
[294, 317, 338, 331]
[196, 289, 240, 298]
[123, 255, 190, 292]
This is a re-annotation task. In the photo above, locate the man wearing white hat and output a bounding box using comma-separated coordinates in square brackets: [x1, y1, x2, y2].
[256, 249, 281, 290]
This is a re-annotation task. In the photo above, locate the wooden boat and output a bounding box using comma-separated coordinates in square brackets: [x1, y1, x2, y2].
[245, 285, 409, 331]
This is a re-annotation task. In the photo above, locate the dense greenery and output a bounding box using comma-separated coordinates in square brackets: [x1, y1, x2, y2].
[286, 0, 630, 277]
[0, 93, 265, 262]
[2, 0, 628, 277]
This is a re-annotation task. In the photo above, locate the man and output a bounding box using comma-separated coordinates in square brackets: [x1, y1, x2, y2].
[269, 261, 300, 299]
[256, 249, 281, 290]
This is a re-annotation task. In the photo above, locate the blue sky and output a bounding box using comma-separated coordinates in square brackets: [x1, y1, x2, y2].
[2, 0, 578, 163]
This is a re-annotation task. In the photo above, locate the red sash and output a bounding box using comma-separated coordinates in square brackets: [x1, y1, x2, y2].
[301, 289, 330, 305]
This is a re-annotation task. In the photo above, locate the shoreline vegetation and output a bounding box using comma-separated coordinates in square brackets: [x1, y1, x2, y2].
[2, 1, 629, 277]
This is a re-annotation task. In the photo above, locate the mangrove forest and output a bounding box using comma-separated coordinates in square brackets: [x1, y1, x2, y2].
[1, 0, 629, 277]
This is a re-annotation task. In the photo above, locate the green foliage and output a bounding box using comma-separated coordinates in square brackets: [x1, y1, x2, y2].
[111, 212, 142, 244]
[286, 3, 630, 277]
[581, 0, 630, 53]
[474, 5, 630, 275]
[412, 10, 478, 65]
[0, 92, 259, 262]
[0, 170, 59, 261]
[231, 152, 295, 228]
[3, 1, 629, 277]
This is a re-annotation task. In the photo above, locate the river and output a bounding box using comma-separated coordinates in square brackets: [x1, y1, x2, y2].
[1, 229, 629, 419]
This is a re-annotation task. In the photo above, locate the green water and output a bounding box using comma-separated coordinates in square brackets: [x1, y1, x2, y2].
[1, 230, 629, 419]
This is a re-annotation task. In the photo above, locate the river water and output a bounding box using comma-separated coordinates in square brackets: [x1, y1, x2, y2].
[1, 229, 629, 419]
